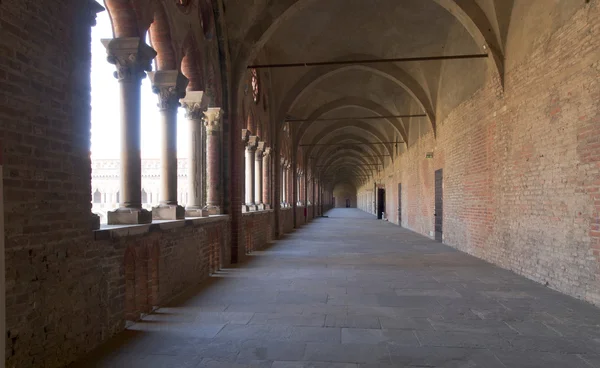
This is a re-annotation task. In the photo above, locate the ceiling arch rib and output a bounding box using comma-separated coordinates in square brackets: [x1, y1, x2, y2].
[316, 149, 379, 170]
[318, 157, 375, 179]
[295, 97, 408, 148]
[317, 154, 378, 177]
[280, 57, 436, 134]
[303, 123, 395, 161]
[305, 134, 391, 166]
[306, 146, 385, 174]
[309, 136, 388, 162]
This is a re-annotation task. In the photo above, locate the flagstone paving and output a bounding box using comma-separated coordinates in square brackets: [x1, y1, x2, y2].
[73, 209, 600, 368]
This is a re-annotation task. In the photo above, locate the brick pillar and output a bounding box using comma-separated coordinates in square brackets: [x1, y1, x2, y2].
[263, 148, 272, 209]
[181, 91, 208, 217]
[103, 38, 156, 225]
[148, 70, 188, 220]
[203, 107, 223, 215]
[256, 142, 265, 210]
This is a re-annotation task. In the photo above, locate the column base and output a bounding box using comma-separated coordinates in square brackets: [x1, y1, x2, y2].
[152, 204, 185, 220]
[256, 203, 266, 211]
[263, 204, 271, 210]
[242, 204, 258, 213]
[203, 205, 221, 216]
[108, 208, 152, 225]
[185, 207, 209, 218]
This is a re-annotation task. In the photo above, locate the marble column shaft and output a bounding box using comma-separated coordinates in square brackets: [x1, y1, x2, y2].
[262, 148, 271, 208]
[204, 108, 222, 214]
[181, 91, 206, 215]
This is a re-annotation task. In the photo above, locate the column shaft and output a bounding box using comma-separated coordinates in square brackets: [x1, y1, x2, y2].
[187, 116, 203, 209]
[263, 150, 271, 208]
[119, 78, 142, 210]
[204, 108, 222, 215]
[245, 146, 257, 208]
[159, 106, 178, 206]
[255, 152, 263, 208]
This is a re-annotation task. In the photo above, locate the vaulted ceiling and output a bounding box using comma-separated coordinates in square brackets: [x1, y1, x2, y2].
[223, 0, 514, 188]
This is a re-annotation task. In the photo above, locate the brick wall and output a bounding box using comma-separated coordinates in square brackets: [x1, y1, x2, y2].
[0, 1, 233, 367]
[279, 208, 294, 236]
[296, 206, 306, 227]
[361, 2, 600, 306]
[243, 210, 274, 254]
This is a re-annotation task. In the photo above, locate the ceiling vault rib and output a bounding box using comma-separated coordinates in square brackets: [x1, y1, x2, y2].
[248, 54, 488, 69]
[300, 141, 403, 147]
[287, 114, 426, 122]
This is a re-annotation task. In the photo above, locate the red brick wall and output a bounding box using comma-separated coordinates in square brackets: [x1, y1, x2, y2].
[363, 3, 600, 306]
[279, 208, 294, 235]
[296, 206, 306, 227]
[243, 210, 275, 254]
[0, 1, 233, 366]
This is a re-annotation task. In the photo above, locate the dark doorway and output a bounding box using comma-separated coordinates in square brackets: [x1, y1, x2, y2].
[377, 188, 386, 219]
[345, 199, 351, 208]
[397, 183, 402, 226]
[435, 169, 443, 241]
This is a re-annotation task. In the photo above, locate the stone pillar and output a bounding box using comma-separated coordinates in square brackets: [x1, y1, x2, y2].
[296, 173, 301, 206]
[286, 162, 292, 206]
[255, 142, 265, 210]
[203, 107, 222, 215]
[262, 148, 272, 209]
[180, 91, 208, 217]
[281, 159, 287, 207]
[243, 134, 258, 212]
[103, 37, 156, 225]
[148, 70, 188, 220]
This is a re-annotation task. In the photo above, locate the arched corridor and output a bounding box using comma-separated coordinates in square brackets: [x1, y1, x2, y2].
[73, 209, 600, 367]
[1, 0, 599, 366]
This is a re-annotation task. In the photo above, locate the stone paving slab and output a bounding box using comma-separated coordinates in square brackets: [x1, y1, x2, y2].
[72, 209, 600, 368]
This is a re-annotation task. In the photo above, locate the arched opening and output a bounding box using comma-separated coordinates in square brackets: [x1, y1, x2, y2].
[93, 189, 102, 204]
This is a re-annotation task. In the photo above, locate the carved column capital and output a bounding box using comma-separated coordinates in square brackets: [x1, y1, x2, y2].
[256, 142, 266, 158]
[246, 136, 259, 151]
[263, 147, 272, 157]
[148, 70, 188, 111]
[102, 37, 157, 82]
[180, 91, 205, 120]
[242, 129, 251, 144]
[204, 107, 223, 134]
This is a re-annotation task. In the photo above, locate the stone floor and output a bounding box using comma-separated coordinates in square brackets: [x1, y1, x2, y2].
[73, 209, 600, 368]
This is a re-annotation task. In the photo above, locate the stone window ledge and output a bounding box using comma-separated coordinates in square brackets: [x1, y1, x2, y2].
[242, 209, 274, 217]
[94, 215, 230, 240]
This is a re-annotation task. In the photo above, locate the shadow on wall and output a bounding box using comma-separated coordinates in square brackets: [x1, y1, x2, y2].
[333, 183, 357, 208]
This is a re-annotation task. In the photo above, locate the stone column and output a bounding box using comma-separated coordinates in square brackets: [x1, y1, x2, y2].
[255, 142, 265, 210]
[203, 107, 222, 215]
[262, 148, 272, 209]
[180, 91, 207, 217]
[103, 37, 156, 225]
[281, 160, 287, 207]
[297, 172, 303, 206]
[148, 70, 188, 220]
[243, 135, 258, 212]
